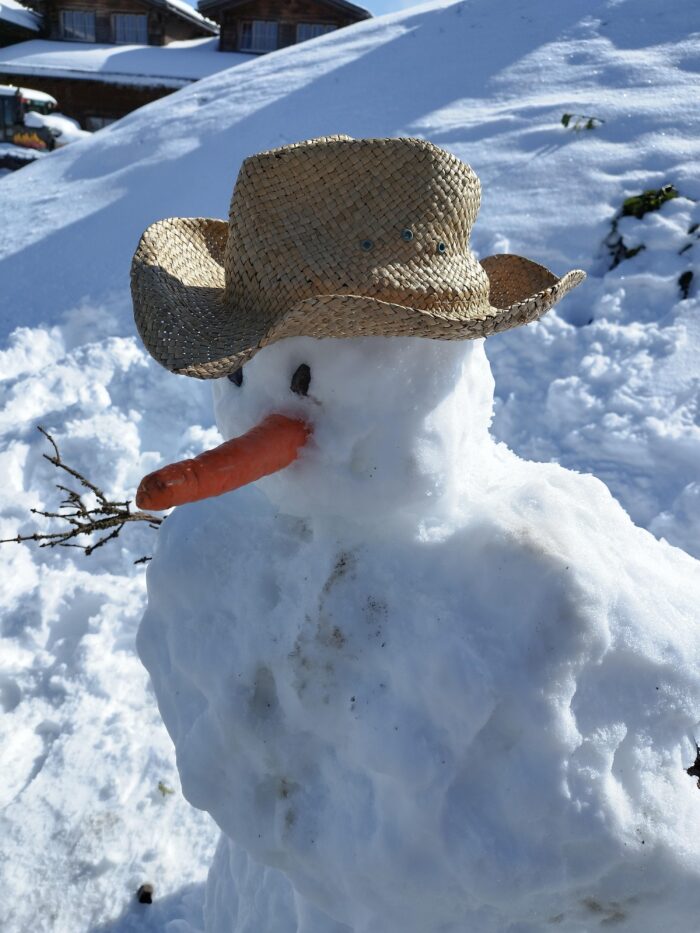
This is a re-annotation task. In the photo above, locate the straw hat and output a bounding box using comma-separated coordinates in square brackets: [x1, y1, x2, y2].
[131, 135, 585, 379]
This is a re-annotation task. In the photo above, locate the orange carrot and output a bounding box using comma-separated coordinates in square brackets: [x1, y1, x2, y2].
[136, 414, 311, 511]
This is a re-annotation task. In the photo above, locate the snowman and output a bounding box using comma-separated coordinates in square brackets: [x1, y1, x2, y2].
[132, 136, 700, 932]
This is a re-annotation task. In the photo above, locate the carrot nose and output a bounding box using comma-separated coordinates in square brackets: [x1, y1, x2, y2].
[136, 414, 311, 511]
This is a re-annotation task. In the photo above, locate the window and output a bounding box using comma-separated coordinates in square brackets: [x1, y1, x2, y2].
[239, 20, 278, 52]
[86, 115, 117, 131]
[113, 13, 148, 44]
[296, 23, 336, 42]
[1, 95, 20, 130]
[60, 9, 96, 41]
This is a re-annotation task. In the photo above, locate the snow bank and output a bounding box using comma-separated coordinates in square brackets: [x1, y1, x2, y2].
[0, 308, 219, 933]
[139, 337, 700, 932]
[0, 139, 47, 167]
[24, 109, 90, 145]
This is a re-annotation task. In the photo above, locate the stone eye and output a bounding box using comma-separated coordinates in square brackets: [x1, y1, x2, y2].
[401, 228, 414, 241]
[360, 239, 374, 252]
[227, 367, 243, 386]
[437, 241, 447, 254]
[291, 363, 311, 396]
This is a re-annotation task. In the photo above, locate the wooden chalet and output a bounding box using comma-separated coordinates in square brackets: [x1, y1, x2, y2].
[0, 0, 222, 128]
[0, 37, 252, 127]
[198, 0, 370, 54]
[0, 0, 369, 132]
[23, 0, 217, 46]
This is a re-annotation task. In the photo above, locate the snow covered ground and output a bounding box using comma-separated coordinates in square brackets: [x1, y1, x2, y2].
[0, 0, 699, 930]
[0, 139, 47, 175]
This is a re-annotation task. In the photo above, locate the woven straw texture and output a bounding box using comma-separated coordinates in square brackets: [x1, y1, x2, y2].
[131, 135, 585, 378]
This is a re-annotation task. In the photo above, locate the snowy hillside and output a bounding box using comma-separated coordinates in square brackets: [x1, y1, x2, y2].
[0, 0, 699, 930]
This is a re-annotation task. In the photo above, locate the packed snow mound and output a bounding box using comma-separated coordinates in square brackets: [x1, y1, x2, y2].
[139, 339, 700, 933]
[23, 109, 90, 146]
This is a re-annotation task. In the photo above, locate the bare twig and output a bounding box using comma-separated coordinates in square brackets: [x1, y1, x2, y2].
[0, 426, 163, 557]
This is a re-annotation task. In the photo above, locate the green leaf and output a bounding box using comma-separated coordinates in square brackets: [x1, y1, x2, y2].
[622, 185, 679, 218]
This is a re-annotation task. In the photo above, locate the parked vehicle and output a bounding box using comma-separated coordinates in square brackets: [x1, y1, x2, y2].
[17, 86, 58, 116]
[0, 84, 57, 151]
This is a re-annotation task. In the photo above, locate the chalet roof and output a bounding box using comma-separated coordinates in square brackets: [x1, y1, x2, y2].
[0, 0, 40, 32]
[198, 0, 371, 20]
[152, 0, 219, 35]
[0, 38, 253, 88]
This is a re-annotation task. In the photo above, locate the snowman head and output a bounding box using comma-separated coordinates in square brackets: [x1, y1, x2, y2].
[132, 136, 584, 516]
[211, 336, 496, 521]
[136, 334, 496, 522]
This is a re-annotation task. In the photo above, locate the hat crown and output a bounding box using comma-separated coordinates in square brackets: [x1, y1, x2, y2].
[131, 134, 585, 379]
[224, 136, 486, 320]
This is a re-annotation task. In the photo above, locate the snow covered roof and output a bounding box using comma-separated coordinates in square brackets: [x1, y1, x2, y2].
[0, 0, 40, 33]
[154, 0, 218, 34]
[0, 38, 254, 88]
[18, 84, 56, 104]
[0, 82, 56, 105]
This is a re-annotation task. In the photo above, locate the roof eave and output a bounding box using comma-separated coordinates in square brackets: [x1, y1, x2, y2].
[198, 0, 371, 20]
[149, 0, 219, 34]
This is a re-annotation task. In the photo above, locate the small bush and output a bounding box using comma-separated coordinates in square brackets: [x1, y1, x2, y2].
[621, 184, 678, 219]
[605, 185, 680, 270]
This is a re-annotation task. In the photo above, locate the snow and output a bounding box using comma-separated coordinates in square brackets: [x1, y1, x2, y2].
[0, 140, 45, 160]
[18, 85, 56, 105]
[23, 109, 91, 145]
[140, 336, 700, 932]
[24, 109, 91, 145]
[163, 0, 218, 31]
[0, 0, 39, 33]
[0, 139, 47, 177]
[0, 0, 699, 929]
[0, 309, 219, 932]
[0, 38, 253, 88]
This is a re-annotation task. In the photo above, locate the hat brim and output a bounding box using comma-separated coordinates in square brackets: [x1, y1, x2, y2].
[132, 218, 585, 379]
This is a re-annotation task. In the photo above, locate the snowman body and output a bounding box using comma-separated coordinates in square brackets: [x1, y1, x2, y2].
[138, 337, 700, 932]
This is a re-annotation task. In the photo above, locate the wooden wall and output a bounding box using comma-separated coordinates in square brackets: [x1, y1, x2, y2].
[0, 69, 174, 127]
[209, 0, 366, 52]
[41, 0, 212, 46]
[0, 21, 38, 48]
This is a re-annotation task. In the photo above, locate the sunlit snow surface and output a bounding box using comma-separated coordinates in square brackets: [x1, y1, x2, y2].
[0, 0, 699, 929]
